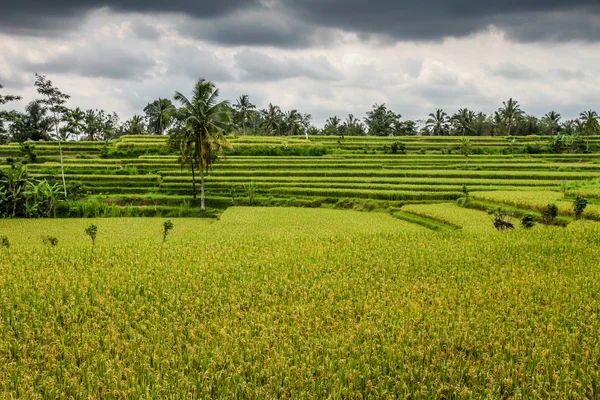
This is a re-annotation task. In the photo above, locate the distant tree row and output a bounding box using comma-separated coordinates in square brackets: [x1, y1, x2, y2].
[1, 76, 599, 144]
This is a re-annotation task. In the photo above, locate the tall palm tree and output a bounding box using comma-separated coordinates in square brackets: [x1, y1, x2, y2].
[67, 107, 85, 139]
[84, 109, 100, 141]
[233, 94, 256, 136]
[284, 109, 301, 136]
[262, 103, 282, 135]
[25, 101, 53, 140]
[174, 78, 232, 209]
[543, 111, 561, 136]
[425, 109, 449, 136]
[451, 108, 476, 136]
[124, 115, 146, 135]
[580, 110, 599, 152]
[144, 98, 176, 135]
[499, 98, 523, 136]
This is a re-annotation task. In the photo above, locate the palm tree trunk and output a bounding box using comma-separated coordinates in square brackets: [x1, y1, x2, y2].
[54, 113, 67, 199]
[191, 161, 197, 200]
[200, 168, 205, 211]
[243, 119, 246, 136]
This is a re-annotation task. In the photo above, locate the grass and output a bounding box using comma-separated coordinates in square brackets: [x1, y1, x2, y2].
[1, 208, 600, 397]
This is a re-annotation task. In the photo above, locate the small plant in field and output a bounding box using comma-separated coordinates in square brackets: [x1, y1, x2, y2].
[521, 214, 536, 229]
[41, 236, 59, 246]
[573, 196, 588, 220]
[487, 207, 514, 230]
[244, 181, 258, 206]
[541, 203, 559, 224]
[85, 224, 98, 245]
[162, 220, 174, 243]
[0, 235, 9, 249]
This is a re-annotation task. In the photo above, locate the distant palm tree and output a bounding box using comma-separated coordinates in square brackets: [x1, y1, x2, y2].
[543, 111, 561, 136]
[233, 94, 256, 136]
[451, 108, 476, 136]
[124, 115, 146, 135]
[284, 109, 301, 136]
[579, 110, 599, 152]
[262, 103, 282, 135]
[500, 98, 523, 136]
[144, 98, 176, 135]
[25, 101, 53, 140]
[67, 107, 85, 139]
[174, 78, 232, 209]
[426, 109, 449, 136]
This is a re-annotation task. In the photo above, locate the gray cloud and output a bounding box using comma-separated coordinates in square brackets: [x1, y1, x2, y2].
[166, 45, 235, 82]
[234, 49, 341, 81]
[1, 1, 599, 45]
[13, 42, 156, 80]
[129, 19, 163, 40]
[485, 63, 589, 81]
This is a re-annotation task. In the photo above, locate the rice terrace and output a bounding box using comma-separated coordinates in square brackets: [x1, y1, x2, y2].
[2, 2, 600, 397]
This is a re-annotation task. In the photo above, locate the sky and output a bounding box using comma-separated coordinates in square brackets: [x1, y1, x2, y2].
[1, 0, 599, 126]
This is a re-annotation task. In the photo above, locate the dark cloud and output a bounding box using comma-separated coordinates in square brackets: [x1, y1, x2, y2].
[13, 42, 156, 80]
[234, 49, 341, 81]
[1, 1, 599, 44]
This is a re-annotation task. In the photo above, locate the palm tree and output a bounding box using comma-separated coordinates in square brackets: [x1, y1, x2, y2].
[426, 109, 449, 136]
[579, 110, 599, 152]
[25, 101, 53, 140]
[144, 98, 176, 135]
[284, 109, 301, 136]
[451, 108, 476, 136]
[84, 109, 100, 141]
[174, 78, 232, 209]
[66, 107, 85, 139]
[262, 103, 282, 135]
[499, 98, 523, 136]
[233, 95, 256, 136]
[543, 111, 561, 136]
[124, 115, 146, 135]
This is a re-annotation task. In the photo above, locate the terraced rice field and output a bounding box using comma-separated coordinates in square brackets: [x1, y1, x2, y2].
[3, 135, 600, 221]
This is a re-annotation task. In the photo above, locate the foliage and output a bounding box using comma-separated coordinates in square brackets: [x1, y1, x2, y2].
[244, 181, 258, 205]
[0, 235, 9, 248]
[85, 224, 98, 244]
[541, 203, 559, 224]
[162, 220, 174, 242]
[41, 235, 59, 246]
[521, 213, 536, 229]
[573, 196, 588, 219]
[487, 207, 515, 230]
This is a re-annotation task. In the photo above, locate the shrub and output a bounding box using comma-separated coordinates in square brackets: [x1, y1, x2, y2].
[487, 207, 514, 231]
[0, 235, 9, 248]
[162, 220, 174, 243]
[244, 181, 258, 206]
[85, 224, 98, 245]
[521, 214, 536, 229]
[41, 236, 59, 246]
[541, 204, 559, 224]
[573, 196, 588, 220]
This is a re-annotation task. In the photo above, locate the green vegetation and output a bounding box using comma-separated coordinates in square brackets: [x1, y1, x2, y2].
[1, 208, 600, 397]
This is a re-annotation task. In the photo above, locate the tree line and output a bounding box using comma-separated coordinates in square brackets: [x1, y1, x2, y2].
[2, 75, 599, 145]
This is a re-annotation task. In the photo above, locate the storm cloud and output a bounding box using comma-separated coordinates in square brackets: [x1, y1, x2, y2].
[1, 0, 599, 44]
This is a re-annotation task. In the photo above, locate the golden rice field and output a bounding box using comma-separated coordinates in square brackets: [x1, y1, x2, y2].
[1, 207, 600, 398]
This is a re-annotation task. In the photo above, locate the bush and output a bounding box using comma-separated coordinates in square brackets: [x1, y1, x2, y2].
[162, 220, 174, 242]
[0, 235, 9, 248]
[541, 203, 559, 224]
[85, 224, 98, 245]
[521, 214, 536, 229]
[573, 196, 588, 219]
[487, 207, 515, 230]
[41, 236, 59, 246]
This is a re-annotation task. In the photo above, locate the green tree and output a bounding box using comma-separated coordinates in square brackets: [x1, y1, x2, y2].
[233, 95, 256, 136]
[34, 74, 70, 198]
[543, 111, 561, 136]
[459, 137, 472, 166]
[364, 104, 401, 136]
[144, 98, 176, 135]
[66, 107, 86, 139]
[426, 109, 449, 136]
[174, 78, 232, 209]
[123, 115, 146, 135]
[451, 108, 476, 136]
[579, 110, 599, 152]
[499, 98, 524, 136]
